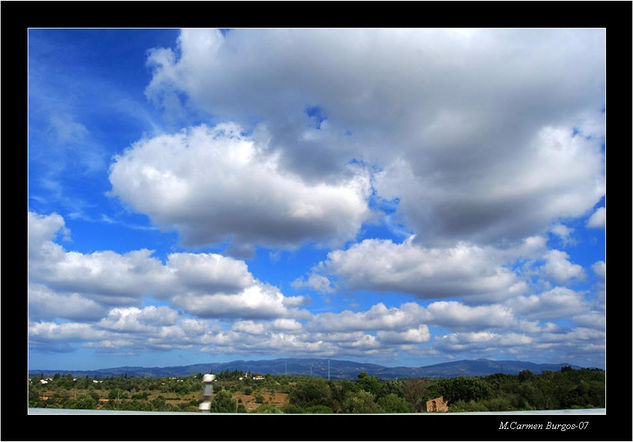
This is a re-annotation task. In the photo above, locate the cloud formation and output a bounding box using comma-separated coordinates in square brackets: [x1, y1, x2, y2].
[27, 211, 604, 364]
[28, 28, 606, 369]
[145, 28, 605, 248]
[28, 211, 305, 321]
[586, 206, 606, 228]
[109, 123, 371, 252]
[312, 236, 532, 302]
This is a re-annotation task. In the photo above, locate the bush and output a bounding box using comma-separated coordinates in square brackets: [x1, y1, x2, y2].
[378, 393, 412, 413]
[342, 391, 383, 413]
[210, 390, 237, 413]
[288, 378, 332, 408]
[68, 394, 97, 409]
[283, 404, 305, 414]
[305, 405, 334, 414]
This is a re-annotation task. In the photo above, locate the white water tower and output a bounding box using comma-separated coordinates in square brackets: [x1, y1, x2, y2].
[199, 373, 216, 412]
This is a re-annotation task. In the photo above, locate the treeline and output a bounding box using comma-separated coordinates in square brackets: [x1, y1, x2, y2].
[446, 366, 605, 412]
[282, 366, 604, 413]
[28, 366, 604, 413]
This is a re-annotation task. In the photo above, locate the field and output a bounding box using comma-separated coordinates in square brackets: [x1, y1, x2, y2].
[28, 366, 605, 414]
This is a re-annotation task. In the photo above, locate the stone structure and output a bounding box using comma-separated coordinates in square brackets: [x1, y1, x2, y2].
[426, 396, 449, 412]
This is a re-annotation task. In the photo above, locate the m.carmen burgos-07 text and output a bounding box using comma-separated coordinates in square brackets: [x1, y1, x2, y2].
[499, 421, 590, 431]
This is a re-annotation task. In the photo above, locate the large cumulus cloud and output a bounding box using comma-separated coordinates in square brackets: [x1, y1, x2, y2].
[109, 123, 371, 253]
[143, 28, 605, 248]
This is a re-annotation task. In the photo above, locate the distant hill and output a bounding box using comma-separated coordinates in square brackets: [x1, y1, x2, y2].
[29, 358, 586, 380]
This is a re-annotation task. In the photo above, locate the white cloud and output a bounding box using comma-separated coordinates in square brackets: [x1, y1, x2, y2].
[97, 306, 180, 333]
[29, 28, 606, 367]
[28, 211, 69, 253]
[425, 301, 517, 331]
[435, 331, 533, 353]
[109, 123, 371, 252]
[374, 125, 605, 247]
[28, 211, 306, 321]
[170, 284, 302, 320]
[540, 250, 585, 283]
[271, 318, 303, 331]
[29, 321, 106, 343]
[572, 312, 605, 330]
[291, 273, 335, 294]
[592, 260, 606, 280]
[145, 28, 605, 248]
[317, 236, 527, 302]
[505, 287, 591, 320]
[28, 283, 106, 322]
[550, 223, 575, 245]
[586, 206, 605, 228]
[591, 260, 606, 309]
[166, 252, 255, 294]
[307, 302, 426, 332]
[376, 325, 431, 345]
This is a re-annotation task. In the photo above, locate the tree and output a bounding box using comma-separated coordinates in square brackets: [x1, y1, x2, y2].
[431, 377, 493, 404]
[210, 390, 237, 413]
[254, 404, 283, 413]
[518, 369, 533, 382]
[288, 377, 332, 408]
[305, 405, 334, 413]
[356, 372, 384, 397]
[69, 394, 97, 409]
[341, 391, 383, 413]
[400, 379, 428, 412]
[378, 393, 412, 413]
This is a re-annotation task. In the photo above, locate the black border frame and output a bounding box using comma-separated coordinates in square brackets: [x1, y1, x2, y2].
[2, 1, 631, 440]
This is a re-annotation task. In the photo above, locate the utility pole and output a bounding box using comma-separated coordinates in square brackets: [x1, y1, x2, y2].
[328, 359, 330, 381]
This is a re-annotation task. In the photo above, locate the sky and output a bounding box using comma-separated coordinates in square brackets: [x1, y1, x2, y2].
[28, 28, 606, 371]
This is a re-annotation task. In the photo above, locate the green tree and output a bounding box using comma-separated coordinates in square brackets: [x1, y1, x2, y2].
[68, 394, 97, 409]
[356, 372, 384, 397]
[341, 391, 383, 413]
[377, 393, 412, 413]
[210, 390, 237, 413]
[305, 405, 334, 413]
[254, 404, 283, 413]
[518, 369, 533, 382]
[288, 377, 332, 408]
[431, 377, 493, 404]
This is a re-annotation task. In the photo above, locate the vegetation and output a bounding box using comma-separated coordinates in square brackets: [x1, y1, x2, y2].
[28, 366, 604, 413]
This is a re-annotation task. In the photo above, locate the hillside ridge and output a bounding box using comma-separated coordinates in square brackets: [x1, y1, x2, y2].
[29, 357, 587, 379]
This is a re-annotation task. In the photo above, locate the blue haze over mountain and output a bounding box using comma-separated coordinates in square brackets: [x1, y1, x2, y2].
[30, 358, 584, 380]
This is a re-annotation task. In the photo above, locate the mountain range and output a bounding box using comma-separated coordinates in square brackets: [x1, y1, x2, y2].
[29, 358, 585, 380]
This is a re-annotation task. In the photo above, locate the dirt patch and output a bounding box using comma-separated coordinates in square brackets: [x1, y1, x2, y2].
[233, 391, 288, 412]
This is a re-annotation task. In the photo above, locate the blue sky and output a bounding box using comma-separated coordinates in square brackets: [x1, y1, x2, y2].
[28, 28, 605, 371]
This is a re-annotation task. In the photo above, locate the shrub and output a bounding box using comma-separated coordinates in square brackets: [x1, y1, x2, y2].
[305, 405, 334, 414]
[378, 393, 412, 413]
[210, 390, 237, 413]
[342, 391, 383, 413]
